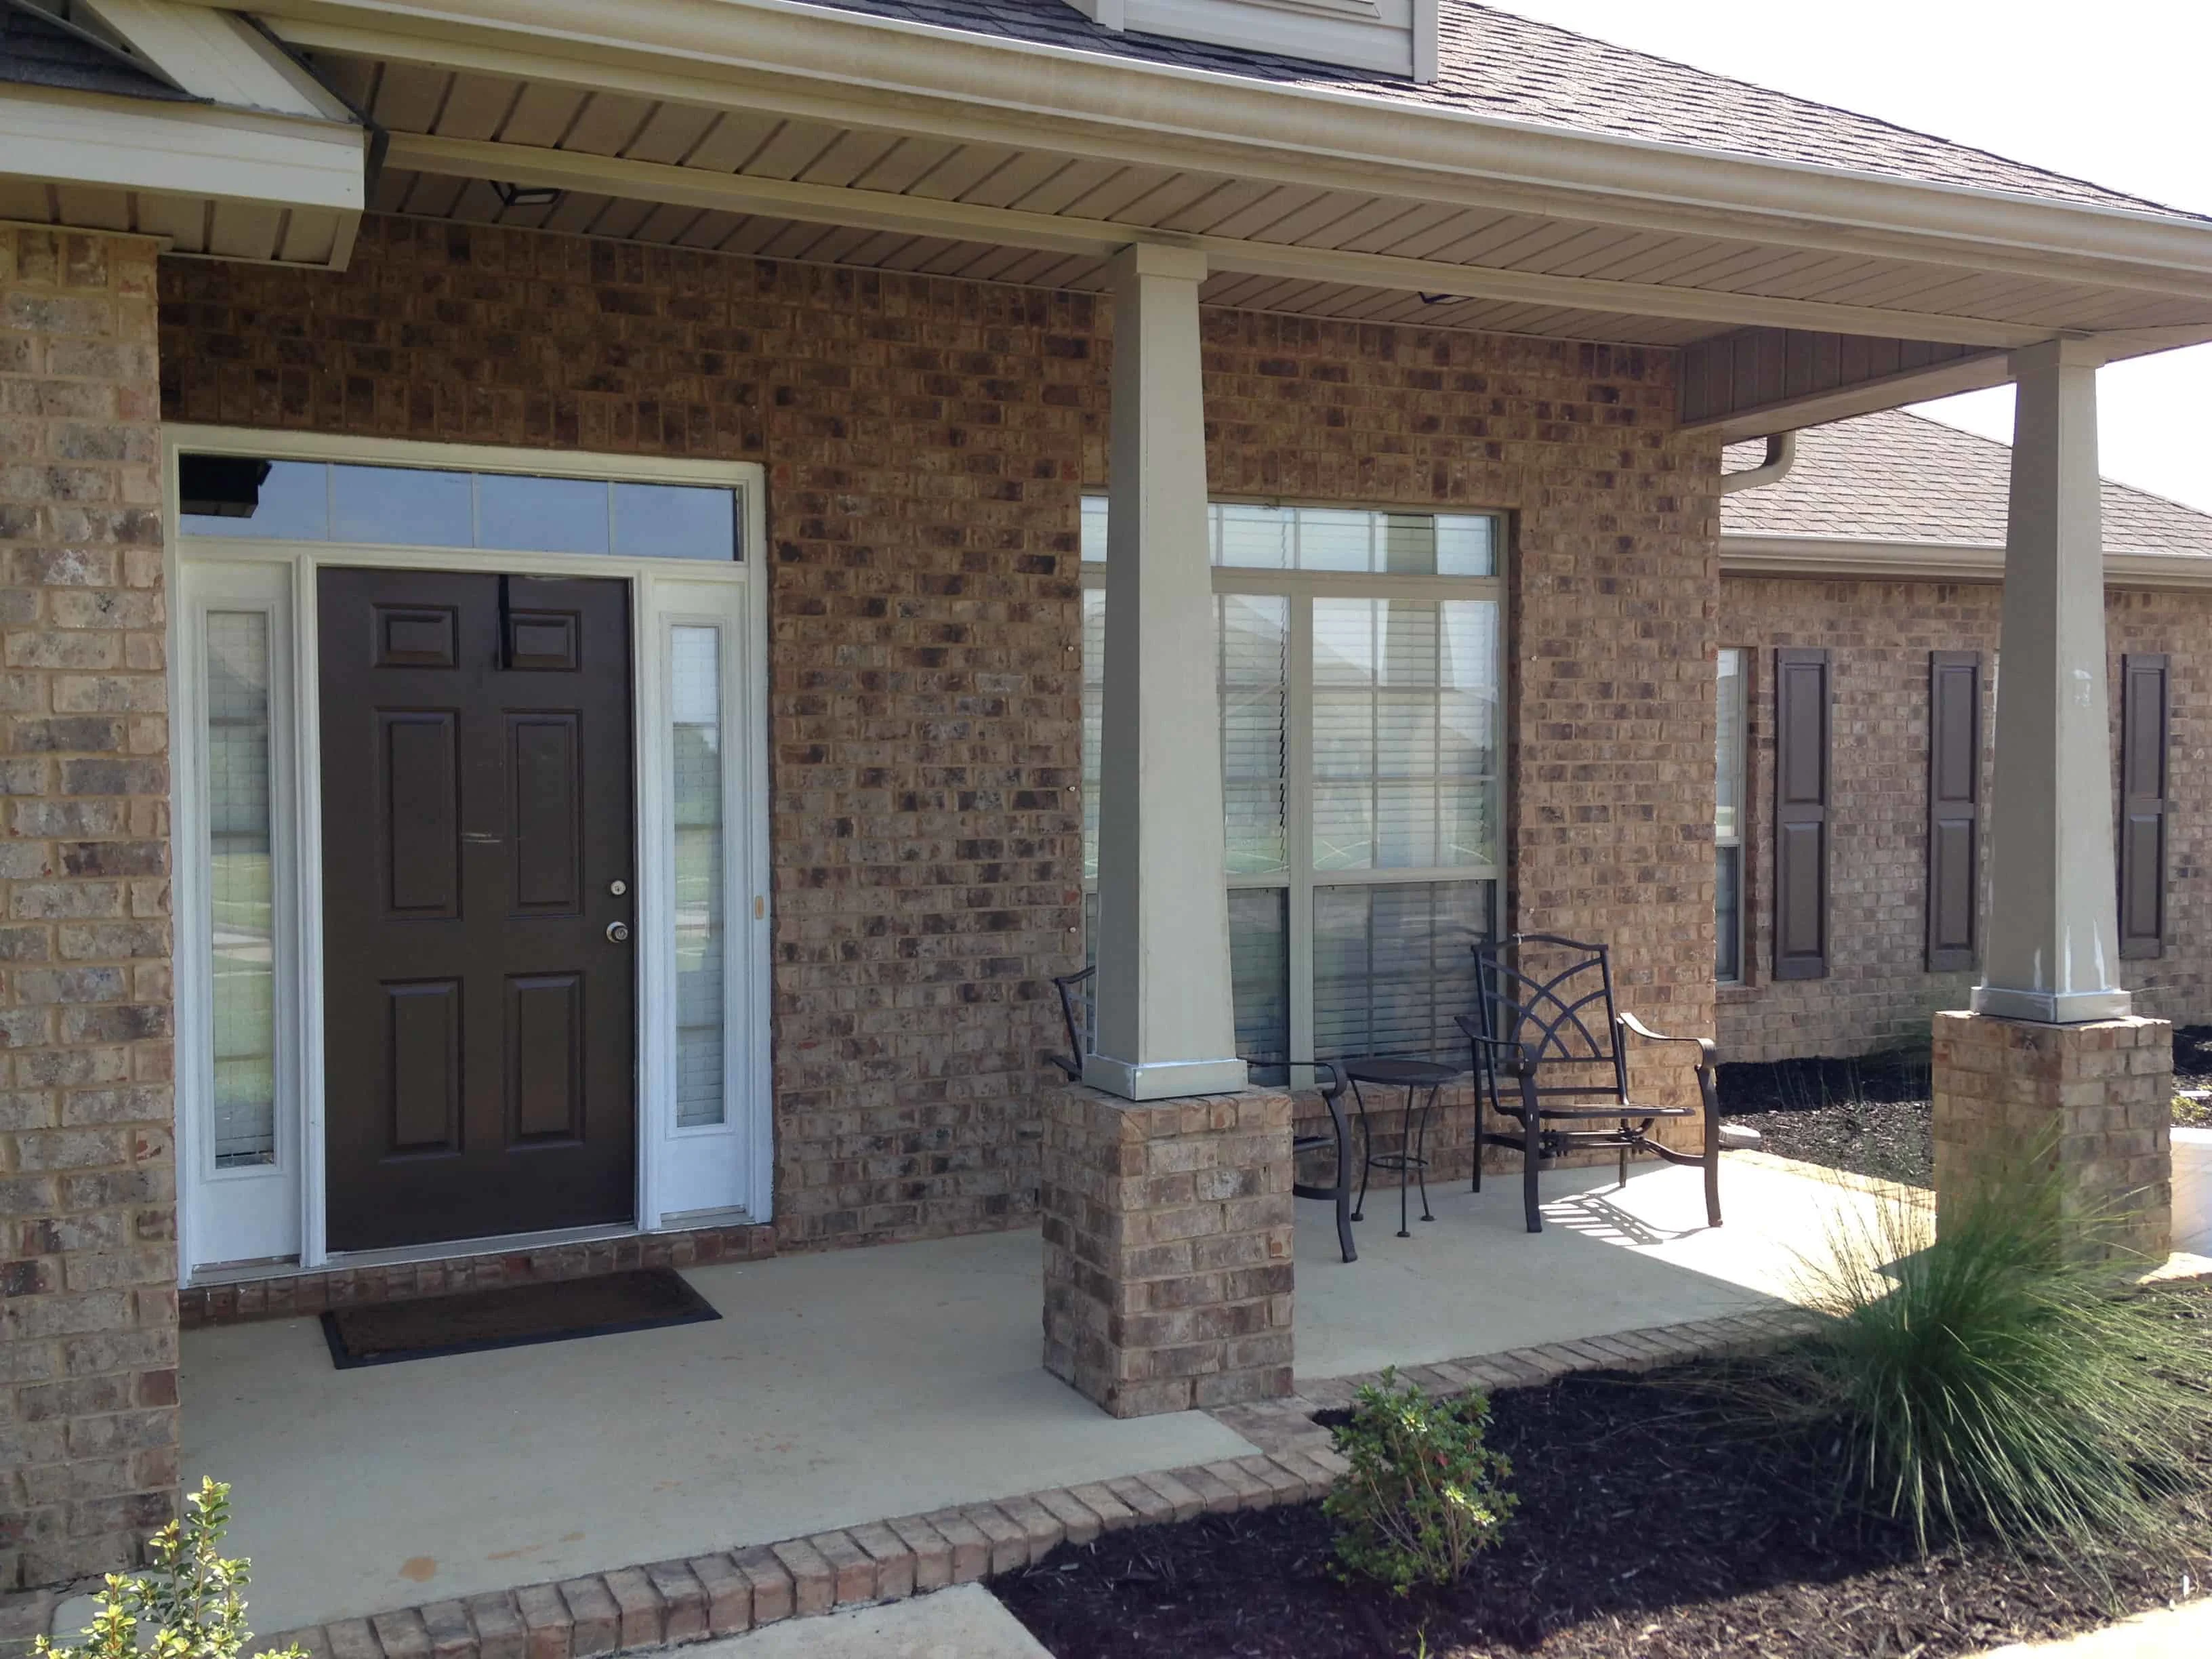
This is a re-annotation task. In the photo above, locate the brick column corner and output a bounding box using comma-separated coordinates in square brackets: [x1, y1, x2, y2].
[1931, 1010, 2173, 1261]
[1040, 1080, 1294, 1417]
[1, 226, 178, 1591]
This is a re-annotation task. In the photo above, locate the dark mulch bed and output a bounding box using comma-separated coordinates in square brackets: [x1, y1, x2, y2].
[2175, 1025, 2212, 1128]
[1709, 1023, 2212, 1185]
[1718, 1048, 1936, 1189]
[1002, 1298, 2212, 1658]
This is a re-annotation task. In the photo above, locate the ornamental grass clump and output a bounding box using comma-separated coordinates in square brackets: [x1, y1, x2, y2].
[37, 1479, 305, 1659]
[1323, 1369, 1517, 1595]
[1759, 1152, 2212, 1557]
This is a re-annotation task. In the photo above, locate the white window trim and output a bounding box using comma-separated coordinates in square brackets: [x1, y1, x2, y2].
[1080, 501, 1508, 1067]
[165, 426, 773, 1282]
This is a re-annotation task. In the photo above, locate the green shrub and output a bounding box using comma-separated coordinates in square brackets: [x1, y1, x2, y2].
[36, 1479, 305, 1659]
[1322, 1370, 1517, 1595]
[1756, 1152, 2212, 1556]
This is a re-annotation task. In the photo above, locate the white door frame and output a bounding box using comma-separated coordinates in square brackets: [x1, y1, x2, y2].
[165, 426, 774, 1279]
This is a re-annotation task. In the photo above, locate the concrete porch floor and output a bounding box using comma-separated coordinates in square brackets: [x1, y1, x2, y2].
[181, 1152, 1900, 1635]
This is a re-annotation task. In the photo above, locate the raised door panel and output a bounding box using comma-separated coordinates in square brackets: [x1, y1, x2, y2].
[382, 712, 459, 918]
[385, 980, 462, 1155]
[509, 714, 582, 915]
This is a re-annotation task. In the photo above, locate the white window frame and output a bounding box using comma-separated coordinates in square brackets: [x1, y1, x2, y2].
[165, 427, 773, 1281]
[1715, 647, 1748, 985]
[1080, 500, 1508, 1067]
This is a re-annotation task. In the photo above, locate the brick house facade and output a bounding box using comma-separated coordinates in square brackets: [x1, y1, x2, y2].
[1718, 579, 2212, 1064]
[1713, 415, 2212, 1063]
[7, 0, 2212, 1602]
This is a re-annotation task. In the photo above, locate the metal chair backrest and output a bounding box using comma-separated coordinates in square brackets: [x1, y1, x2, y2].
[1050, 966, 1096, 1079]
[1471, 933, 1630, 1101]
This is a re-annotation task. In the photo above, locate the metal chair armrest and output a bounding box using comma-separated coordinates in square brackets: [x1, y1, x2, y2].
[1615, 1011, 1718, 1070]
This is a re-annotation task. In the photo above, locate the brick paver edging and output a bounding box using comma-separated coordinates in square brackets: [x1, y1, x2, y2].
[3, 1307, 1823, 1656]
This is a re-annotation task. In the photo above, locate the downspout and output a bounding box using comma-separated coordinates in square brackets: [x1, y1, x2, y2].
[1720, 430, 1799, 494]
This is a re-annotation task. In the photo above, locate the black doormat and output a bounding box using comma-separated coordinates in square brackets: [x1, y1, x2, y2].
[319, 1268, 719, 1368]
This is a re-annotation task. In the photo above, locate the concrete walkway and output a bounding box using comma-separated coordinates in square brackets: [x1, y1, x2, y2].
[1978, 1599, 2212, 1657]
[692, 1586, 1048, 1658]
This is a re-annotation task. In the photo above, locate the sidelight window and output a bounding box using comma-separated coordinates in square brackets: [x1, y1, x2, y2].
[1081, 501, 1504, 1069]
[205, 612, 277, 1167]
[671, 625, 728, 1128]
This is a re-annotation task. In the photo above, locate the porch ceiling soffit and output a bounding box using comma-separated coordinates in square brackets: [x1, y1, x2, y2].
[235, 1, 2212, 283]
[377, 133, 2088, 352]
[0, 2, 365, 265]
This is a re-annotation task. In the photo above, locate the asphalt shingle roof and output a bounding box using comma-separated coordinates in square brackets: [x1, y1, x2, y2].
[1721, 411, 2212, 558]
[0, 0, 193, 100]
[795, 0, 2198, 220]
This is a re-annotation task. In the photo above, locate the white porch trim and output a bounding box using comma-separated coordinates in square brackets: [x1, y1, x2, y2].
[1084, 243, 1245, 1102]
[1971, 338, 2129, 1025]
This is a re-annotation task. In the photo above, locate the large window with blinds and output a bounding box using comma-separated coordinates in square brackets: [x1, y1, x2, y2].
[1081, 500, 1504, 1069]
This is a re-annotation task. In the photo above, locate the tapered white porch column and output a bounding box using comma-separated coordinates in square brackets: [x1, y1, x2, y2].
[1084, 243, 1245, 1101]
[1971, 337, 2131, 1023]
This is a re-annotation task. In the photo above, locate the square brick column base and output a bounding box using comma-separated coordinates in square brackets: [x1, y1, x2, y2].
[1041, 1081, 1294, 1418]
[1931, 1010, 2173, 1261]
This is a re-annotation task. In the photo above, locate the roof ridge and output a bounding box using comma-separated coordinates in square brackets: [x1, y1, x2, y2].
[1453, 3, 2199, 222]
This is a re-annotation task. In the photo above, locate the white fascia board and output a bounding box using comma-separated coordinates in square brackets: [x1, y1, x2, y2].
[85, 0, 350, 118]
[0, 84, 365, 213]
[1721, 533, 2212, 592]
[234, 0, 2212, 303]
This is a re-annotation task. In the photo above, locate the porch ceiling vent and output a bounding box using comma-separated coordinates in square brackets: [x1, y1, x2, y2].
[177, 453, 272, 518]
[1060, 0, 1437, 81]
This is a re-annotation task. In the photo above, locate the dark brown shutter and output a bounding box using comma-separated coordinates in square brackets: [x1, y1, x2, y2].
[1773, 648, 1830, 980]
[1925, 651, 1982, 971]
[2118, 653, 2171, 960]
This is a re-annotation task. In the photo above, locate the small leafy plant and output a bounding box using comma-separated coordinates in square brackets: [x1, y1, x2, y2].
[1323, 1369, 1517, 1595]
[36, 1479, 305, 1659]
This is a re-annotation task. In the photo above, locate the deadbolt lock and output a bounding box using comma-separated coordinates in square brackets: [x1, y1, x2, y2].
[609, 879, 628, 896]
[606, 921, 632, 943]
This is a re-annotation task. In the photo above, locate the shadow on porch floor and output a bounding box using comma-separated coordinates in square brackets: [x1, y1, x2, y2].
[180, 1153, 1898, 1634]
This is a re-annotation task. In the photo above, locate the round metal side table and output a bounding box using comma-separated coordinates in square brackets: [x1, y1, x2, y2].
[1343, 1057, 1460, 1239]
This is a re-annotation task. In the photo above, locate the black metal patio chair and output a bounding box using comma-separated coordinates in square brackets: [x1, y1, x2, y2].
[1048, 966, 1359, 1262]
[1458, 934, 1722, 1234]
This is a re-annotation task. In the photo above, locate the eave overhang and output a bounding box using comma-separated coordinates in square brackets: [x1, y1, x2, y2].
[1722, 534, 2212, 592]
[241, 0, 2212, 305]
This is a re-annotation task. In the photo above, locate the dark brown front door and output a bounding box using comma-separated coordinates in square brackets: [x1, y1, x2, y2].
[320, 569, 636, 1252]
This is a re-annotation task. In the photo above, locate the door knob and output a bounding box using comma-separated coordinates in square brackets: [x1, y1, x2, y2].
[606, 921, 632, 944]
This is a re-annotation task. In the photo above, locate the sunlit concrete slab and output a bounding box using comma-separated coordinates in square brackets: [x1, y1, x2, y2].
[1293, 1151, 1910, 1381]
[183, 1231, 1255, 1633]
[701, 1585, 1050, 1659]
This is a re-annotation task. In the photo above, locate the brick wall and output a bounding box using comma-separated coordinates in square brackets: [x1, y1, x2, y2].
[160, 218, 1093, 1253]
[0, 228, 178, 1589]
[156, 216, 1726, 1250]
[1188, 315, 1720, 1134]
[1717, 575, 2212, 1064]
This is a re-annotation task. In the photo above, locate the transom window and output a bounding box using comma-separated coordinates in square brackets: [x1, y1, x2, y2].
[177, 455, 739, 560]
[1081, 500, 1504, 1069]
